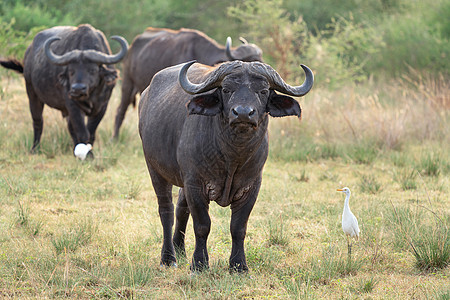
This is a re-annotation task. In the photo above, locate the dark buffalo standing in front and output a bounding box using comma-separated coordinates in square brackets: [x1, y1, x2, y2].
[114, 27, 263, 139]
[139, 60, 313, 272]
[0, 24, 128, 158]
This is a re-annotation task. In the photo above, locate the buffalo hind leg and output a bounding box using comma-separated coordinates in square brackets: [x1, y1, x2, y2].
[229, 178, 261, 273]
[113, 77, 136, 139]
[173, 188, 190, 258]
[26, 82, 44, 153]
[148, 167, 177, 267]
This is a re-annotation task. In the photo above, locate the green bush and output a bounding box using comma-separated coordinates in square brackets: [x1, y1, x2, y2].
[0, 1, 74, 33]
[371, 12, 450, 76]
[1, 0, 448, 82]
[228, 0, 308, 79]
[0, 20, 43, 58]
[283, 0, 404, 35]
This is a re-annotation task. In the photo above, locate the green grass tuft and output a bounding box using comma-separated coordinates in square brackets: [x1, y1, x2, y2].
[267, 216, 290, 247]
[417, 153, 441, 177]
[350, 143, 379, 165]
[387, 204, 450, 271]
[394, 169, 418, 190]
[51, 218, 97, 255]
[359, 174, 382, 194]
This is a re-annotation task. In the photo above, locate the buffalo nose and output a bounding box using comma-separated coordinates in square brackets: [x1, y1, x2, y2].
[230, 105, 257, 122]
[71, 83, 87, 94]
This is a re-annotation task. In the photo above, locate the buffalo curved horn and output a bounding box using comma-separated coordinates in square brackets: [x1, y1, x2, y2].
[82, 36, 128, 64]
[44, 37, 81, 66]
[44, 36, 128, 66]
[225, 37, 236, 60]
[251, 63, 314, 97]
[239, 37, 249, 44]
[179, 60, 239, 95]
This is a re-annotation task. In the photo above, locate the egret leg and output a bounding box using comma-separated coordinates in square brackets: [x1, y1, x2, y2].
[347, 235, 352, 262]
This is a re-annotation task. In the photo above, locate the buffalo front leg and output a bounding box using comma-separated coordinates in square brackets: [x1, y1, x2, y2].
[229, 179, 261, 273]
[86, 104, 107, 146]
[65, 98, 89, 145]
[173, 188, 190, 258]
[184, 184, 211, 271]
[148, 167, 177, 267]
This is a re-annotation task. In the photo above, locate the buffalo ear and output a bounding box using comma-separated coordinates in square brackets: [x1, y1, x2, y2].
[100, 65, 118, 85]
[186, 90, 221, 116]
[57, 69, 68, 88]
[267, 91, 301, 118]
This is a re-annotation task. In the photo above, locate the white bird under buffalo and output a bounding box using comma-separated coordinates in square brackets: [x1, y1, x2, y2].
[337, 187, 360, 258]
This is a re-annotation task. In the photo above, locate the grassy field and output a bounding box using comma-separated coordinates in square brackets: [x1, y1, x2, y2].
[0, 73, 448, 299]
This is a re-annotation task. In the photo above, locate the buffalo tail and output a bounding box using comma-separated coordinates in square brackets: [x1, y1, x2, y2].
[0, 59, 24, 74]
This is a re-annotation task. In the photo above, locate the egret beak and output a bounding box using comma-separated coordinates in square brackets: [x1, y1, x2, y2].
[337, 189, 344, 191]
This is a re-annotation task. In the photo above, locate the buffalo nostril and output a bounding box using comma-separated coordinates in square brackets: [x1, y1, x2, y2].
[249, 109, 256, 116]
[232, 108, 239, 117]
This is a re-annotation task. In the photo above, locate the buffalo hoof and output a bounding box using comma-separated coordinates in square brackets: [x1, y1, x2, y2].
[229, 263, 248, 274]
[160, 261, 177, 268]
[30, 144, 40, 154]
[190, 260, 209, 272]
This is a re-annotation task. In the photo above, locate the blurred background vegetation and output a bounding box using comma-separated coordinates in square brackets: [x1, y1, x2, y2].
[0, 0, 448, 87]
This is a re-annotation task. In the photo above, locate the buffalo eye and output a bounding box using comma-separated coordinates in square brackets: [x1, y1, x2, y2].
[222, 88, 231, 94]
[88, 68, 97, 75]
[69, 69, 75, 76]
[260, 89, 269, 95]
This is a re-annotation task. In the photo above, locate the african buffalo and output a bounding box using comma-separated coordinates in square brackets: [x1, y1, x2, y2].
[0, 24, 128, 159]
[114, 27, 263, 139]
[139, 60, 313, 272]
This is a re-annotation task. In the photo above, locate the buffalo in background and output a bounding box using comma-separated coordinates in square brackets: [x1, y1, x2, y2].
[139, 60, 313, 272]
[0, 24, 128, 159]
[113, 27, 263, 139]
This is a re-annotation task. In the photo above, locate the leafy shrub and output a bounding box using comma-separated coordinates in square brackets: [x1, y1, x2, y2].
[368, 5, 450, 76]
[0, 1, 74, 33]
[228, 0, 381, 88]
[0, 20, 43, 58]
[283, 0, 404, 35]
[302, 16, 383, 88]
[228, 0, 308, 79]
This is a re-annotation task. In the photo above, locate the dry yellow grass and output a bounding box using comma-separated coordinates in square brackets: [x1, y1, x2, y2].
[0, 73, 448, 299]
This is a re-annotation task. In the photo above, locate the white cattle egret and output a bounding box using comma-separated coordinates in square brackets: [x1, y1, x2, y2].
[74, 143, 92, 160]
[337, 187, 360, 258]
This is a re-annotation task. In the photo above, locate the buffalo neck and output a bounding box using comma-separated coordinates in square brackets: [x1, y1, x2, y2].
[197, 42, 228, 65]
